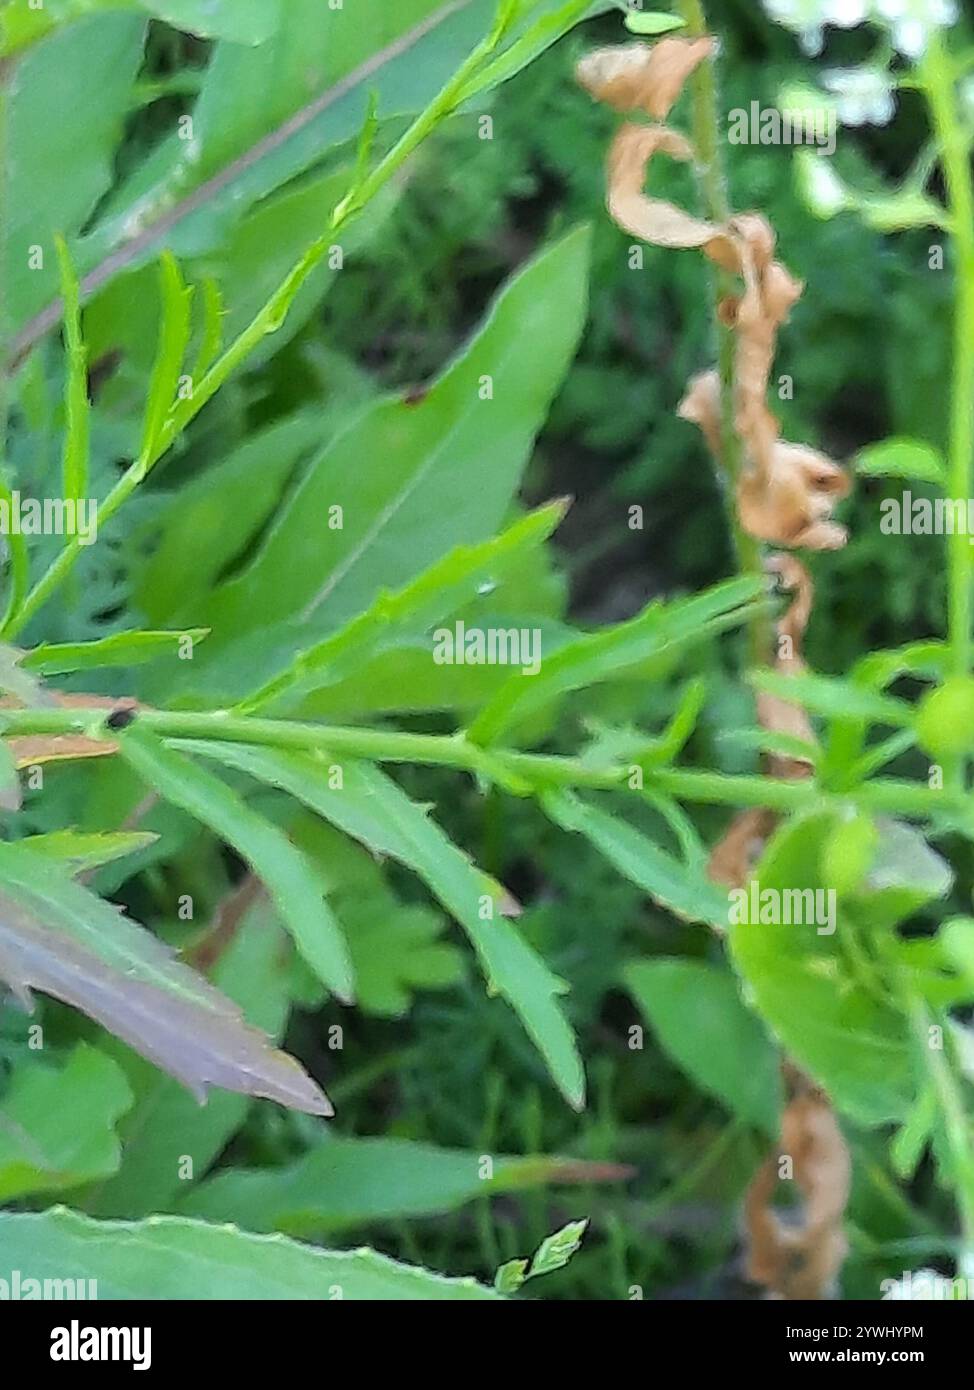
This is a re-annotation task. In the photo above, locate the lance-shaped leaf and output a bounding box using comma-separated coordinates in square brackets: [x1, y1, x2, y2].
[55, 236, 91, 506]
[3, 14, 145, 338]
[18, 830, 159, 876]
[543, 790, 731, 930]
[191, 228, 591, 651]
[237, 500, 568, 714]
[0, 1207, 500, 1300]
[118, 726, 354, 1001]
[0, 841, 330, 1116]
[624, 959, 782, 1131]
[174, 740, 586, 1109]
[90, 898, 297, 1218]
[81, 1, 603, 275]
[22, 629, 208, 676]
[468, 576, 764, 745]
[179, 1135, 631, 1234]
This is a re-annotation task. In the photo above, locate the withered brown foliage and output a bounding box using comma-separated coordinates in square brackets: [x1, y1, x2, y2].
[744, 1066, 852, 1300]
[578, 36, 850, 552]
[578, 34, 853, 1299]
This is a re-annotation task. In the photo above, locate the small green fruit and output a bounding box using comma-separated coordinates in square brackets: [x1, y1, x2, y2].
[821, 812, 878, 897]
[915, 676, 974, 759]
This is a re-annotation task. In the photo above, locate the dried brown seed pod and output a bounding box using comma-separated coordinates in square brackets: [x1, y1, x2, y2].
[576, 36, 716, 120]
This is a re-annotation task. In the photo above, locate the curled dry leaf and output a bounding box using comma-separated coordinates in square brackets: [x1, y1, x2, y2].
[579, 37, 850, 552]
[744, 1066, 851, 1300]
[738, 441, 850, 551]
[677, 368, 722, 459]
[678, 371, 850, 550]
[729, 215, 804, 481]
[576, 37, 716, 120]
[607, 123, 723, 251]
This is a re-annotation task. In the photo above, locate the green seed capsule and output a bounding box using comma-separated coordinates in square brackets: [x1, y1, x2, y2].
[821, 812, 878, 896]
[914, 676, 974, 759]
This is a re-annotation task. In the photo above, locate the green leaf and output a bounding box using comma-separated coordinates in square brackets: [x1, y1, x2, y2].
[850, 641, 947, 690]
[856, 438, 947, 487]
[0, 643, 55, 707]
[139, 252, 193, 462]
[54, 235, 91, 505]
[18, 831, 159, 875]
[469, 576, 763, 745]
[494, 1258, 529, 1293]
[527, 1218, 588, 1278]
[193, 228, 591, 654]
[0, 839, 331, 1115]
[91, 167, 394, 428]
[543, 791, 730, 929]
[941, 918, 974, 990]
[796, 151, 947, 231]
[144, 0, 283, 43]
[623, 959, 782, 1131]
[117, 727, 354, 1001]
[457, 0, 613, 97]
[179, 1136, 623, 1233]
[623, 11, 686, 35]
[88, 900, 297, 1218]
[0, 741, 21, 813]
[22, 629, 208, 675]
[133, 413, 326, 625]
[750, 669, 915, 728]
[176, 741, 586, 1109]
[728, 812, 914, 1126]
[1, 0, 282, 54]
[0, 1045, 132, 1200]
[641, 678, 708, 767]
[857, 188, 947, 232]
[237, 501, 568, 713]
[890, 1087, 937, 1181]
[343, 902, 465, 1018]
[0, 1207, 501, 1299]
[3, 14, 145, 337]
[76, 0, 599, 289]
[856, 818, 953, 927]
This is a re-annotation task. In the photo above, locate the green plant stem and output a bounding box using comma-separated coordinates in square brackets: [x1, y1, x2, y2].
[922, 35, 974, 684]
[677, 0, 771, 668]
[906, 996, 974, 1277]
[2, 706, 972, 825]
[0, 4, 517, 643]
[329, 0, 516, 231]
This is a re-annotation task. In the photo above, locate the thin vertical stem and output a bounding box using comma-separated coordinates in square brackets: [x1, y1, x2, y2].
[677, 0, 772, 666]
[922, 33, 974, 682]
